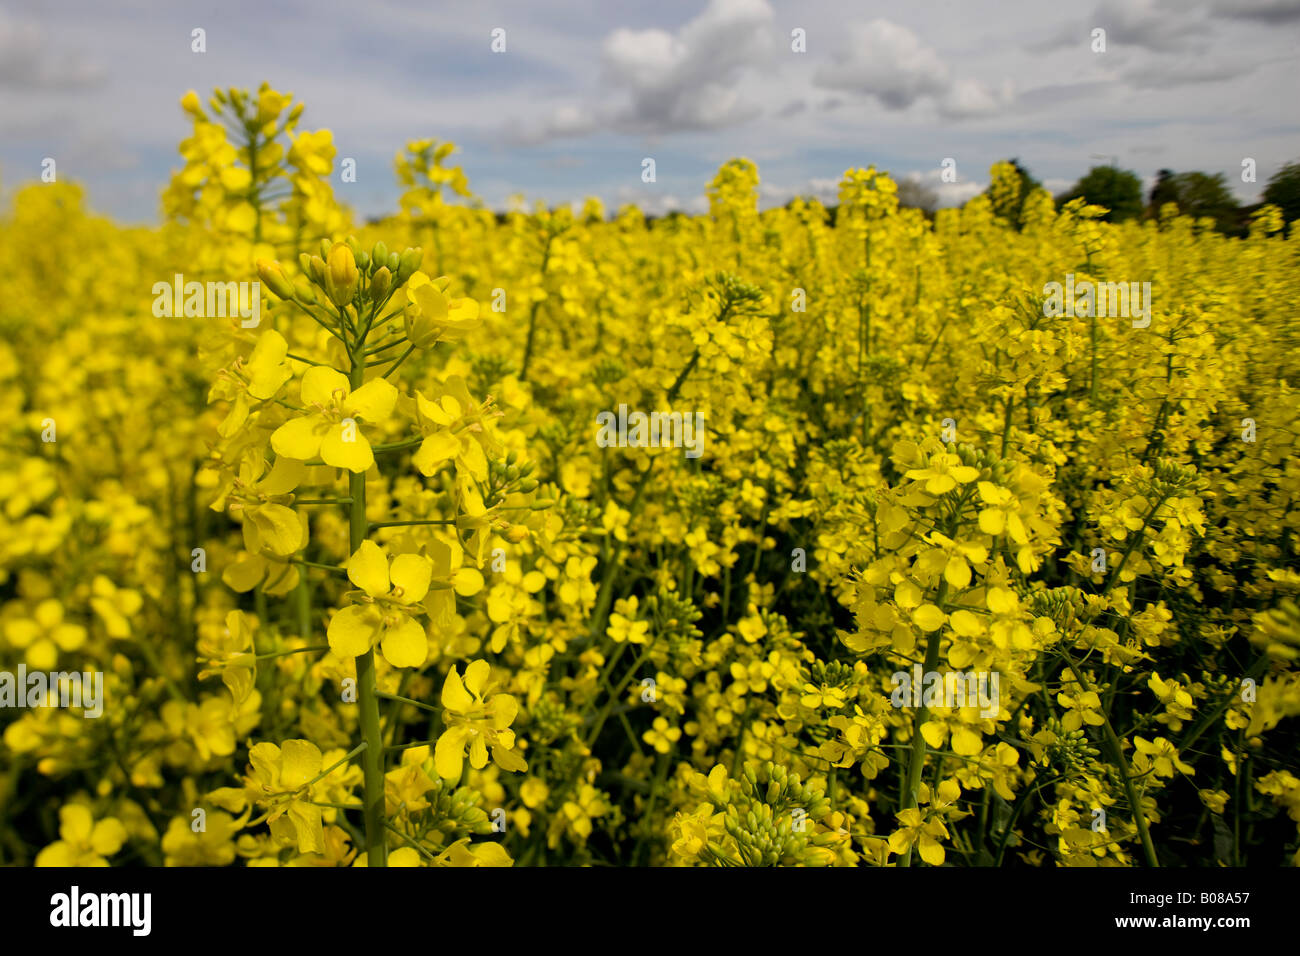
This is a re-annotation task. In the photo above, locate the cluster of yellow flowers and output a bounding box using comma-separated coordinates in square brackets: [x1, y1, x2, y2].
[1, 85, 1297, 867]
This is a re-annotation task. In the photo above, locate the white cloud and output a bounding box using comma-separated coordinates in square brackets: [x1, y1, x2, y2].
[519, 0, 776, 142]
[813, 20, 950, 110]
[814, 19, 1013, 120]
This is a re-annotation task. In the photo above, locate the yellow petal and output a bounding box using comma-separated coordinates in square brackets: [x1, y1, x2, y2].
[411, 282, 449, 322]
[464, 659, 491, 697]
[413, 431, 459, 476]
[492, 744, 527, 773]
[346, 378, 398, 422]
[388, 847, 423, 867]
[389, 554, 433, 604]
[271, 415, 327, 461]
[248, 503, 304, 556]
[60, 805, 95, 843]
[258, 455, 306, 496]
[943, 556, 971, 589]
[952, 727, 983, 756]
[88, 819, 127, 857]
[381, 617, 428, 669]
[347, 541, 390, 596]
[434, 726, 471, 780]
[441, 666, 475, 713]
[321, 423, 374, 473]
[460, 439, 489, 482]
[978, 509, 1006, 536]
[280, 739, 323, 789]
[288, 801, 324, 855]
[300, 365, 350, 406]
[452, 566, 484, 597]
[327, 605, 382, 658]
[913, 604, 946, 631]
[895, 579, 922, 609]
[918, 832, 946, 865]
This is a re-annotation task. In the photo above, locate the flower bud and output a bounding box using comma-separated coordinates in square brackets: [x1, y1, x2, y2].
[397, 247, 424, 283]
[324, 243, 360, 308]
[369, 266, 392, 302]
[293, 277, 317, 304]
[372, 241, 389, 265]
[319, 238, 332, 260]
[256, 258, 295, 299]
[308, 255, 327, 285]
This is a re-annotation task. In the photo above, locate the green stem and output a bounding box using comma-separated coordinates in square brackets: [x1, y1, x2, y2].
[1060, 648, 1159, 867]
[348, 347, 388, 867]
[899, 580, 947, 867]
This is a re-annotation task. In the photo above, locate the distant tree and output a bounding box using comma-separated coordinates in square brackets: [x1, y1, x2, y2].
[896, 177, 938, 213]
[1262, 160, 1300, 227]
[1145, 170, 1240, 233]
[985, 158, 1043, 226]
[1057, 165, 1144, 222]
[1148, 169, 1180, 209]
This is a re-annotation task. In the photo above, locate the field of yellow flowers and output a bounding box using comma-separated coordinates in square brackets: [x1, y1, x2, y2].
[1, 85, 1297, 868]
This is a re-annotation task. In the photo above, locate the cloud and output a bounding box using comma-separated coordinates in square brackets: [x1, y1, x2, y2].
[813, 19, 1013, 119]
[1030, 0, 1211, 53]
[939, 78, 1017, 119]
[517, 0, 775, 142]
[1123, 57, 1256, 89]
[813, 20, 949, 110]
[1210, 0, 1300, 22]
[0, 9, 107, 90]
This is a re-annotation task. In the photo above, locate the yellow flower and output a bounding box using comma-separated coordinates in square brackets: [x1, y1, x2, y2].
[35, 805, 128, 867]
[271, 366, 397, 473]
[888, 808, 949, 865]
[404, 272, 481, 348]
[607, 596, 649, 643]
[643, 716, 681, 753]
[905, 451, 980, 496]
[327, 541, 432, 668]
[245, 739, 329, 855]
[435, 660, 527, 779]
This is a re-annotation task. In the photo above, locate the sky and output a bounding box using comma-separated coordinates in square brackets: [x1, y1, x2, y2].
[0, 0, 1297, 223]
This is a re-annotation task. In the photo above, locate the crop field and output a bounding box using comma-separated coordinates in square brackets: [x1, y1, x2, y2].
[0, 81, 1298, 870]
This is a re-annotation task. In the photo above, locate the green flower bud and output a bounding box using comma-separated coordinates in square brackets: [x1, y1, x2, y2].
[369, 266, 392, 301]
[397, 246, 424, 283]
